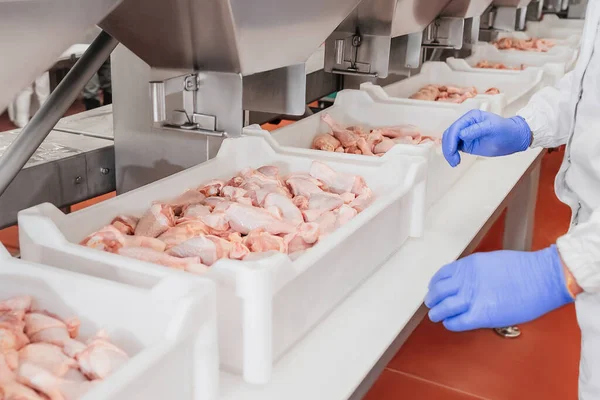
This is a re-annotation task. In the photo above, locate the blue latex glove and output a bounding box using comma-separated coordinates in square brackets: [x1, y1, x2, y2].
[442, 109, 532, 167]
[425, 245, 573, 331]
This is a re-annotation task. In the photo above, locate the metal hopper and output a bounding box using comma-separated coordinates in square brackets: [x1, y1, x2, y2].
[0, 0, 122, 113]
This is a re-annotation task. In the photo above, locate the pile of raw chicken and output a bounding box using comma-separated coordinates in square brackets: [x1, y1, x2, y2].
[475, 60, 526, 71]
[493, 37, 555, 52]
[81, 163, 373, 273]
[409, 84, 500, 103]
[311, 114, 439, 156]
[0, 295, 128, 400]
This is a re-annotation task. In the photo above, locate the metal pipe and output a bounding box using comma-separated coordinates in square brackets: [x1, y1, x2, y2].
[0, 30, 118, 196]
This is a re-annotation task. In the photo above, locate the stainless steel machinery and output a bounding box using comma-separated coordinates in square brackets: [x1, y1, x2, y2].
[323, 0, 493, 84]
[568, 0, 589, 18]
[100, 0, 364, 192]
[0, 0, 584, 220]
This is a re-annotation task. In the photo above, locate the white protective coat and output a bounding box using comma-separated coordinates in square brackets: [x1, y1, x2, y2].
[517, 1, 600, 397]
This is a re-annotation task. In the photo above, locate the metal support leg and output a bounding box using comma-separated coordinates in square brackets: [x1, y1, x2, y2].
[503, 161, 540, 251]
[0, 31, 118, 197]
[496, 160, 542, 338]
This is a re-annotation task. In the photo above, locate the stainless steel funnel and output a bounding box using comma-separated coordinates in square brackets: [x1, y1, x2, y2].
[0, 0, 122, 113]
[100, 0, 363, 75]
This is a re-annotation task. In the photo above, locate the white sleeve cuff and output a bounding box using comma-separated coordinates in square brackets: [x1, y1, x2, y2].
[557, 233, 600, 293]
[517, 105, 559, 148]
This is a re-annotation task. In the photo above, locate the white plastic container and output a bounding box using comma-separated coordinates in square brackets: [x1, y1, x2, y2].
[18, 135, 426, 385]
[0, 245, 218, 400]
[247, 89, 476, 208]
[495, 29, 581, 49]
[524, 14, 584, 42]
[446, 42, 578, 86]
[372, 61, 543, 117]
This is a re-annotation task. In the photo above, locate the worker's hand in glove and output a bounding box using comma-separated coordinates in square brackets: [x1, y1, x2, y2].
[442, 109, 532, 167]
[425, 245, 574, 331]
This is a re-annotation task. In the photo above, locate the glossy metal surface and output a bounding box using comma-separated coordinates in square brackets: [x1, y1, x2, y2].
[442, 0, 494, 17]
[494, 326, 522, 338]
[493, 0, 532, 6]
[0, 130, 114, 229]
[324, 0, 452, 77]
[0, 32, 118, 197]
[0, 0, 121, 113]
[100, 0, 362, 75]
[568, 0, 588, 18]
[391, 0, 454, 37]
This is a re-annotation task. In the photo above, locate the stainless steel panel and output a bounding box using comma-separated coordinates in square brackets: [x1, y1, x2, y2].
[391, 0, 454, 37]
[567, 0, 588, 18]
[493, 0, 532, 7]
[112, 45, 216, 193]
[441, 0, 493, 17]
[0, 130, 114, 228]
[243, 65, 307, 115]
[246, 69, 341, 125]
[100, 0, 362, 75]
[54, 106, 114, 140]
[325, 0, 452, 77]
[0, 31, 118, 198]
[0, 0, 121, 113]
[527, 0, 544, 20]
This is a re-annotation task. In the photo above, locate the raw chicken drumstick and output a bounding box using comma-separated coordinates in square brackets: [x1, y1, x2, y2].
[312, 114, 440, 156]
[409, 84, 501, 104]
[493, 37, 554, 52]
[80, 162, 374, 271]
[475, 60, 525, 70]
[0, 295, 129, 400]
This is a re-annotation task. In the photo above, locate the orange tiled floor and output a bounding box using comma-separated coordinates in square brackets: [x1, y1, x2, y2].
[0, 106, 579, 399]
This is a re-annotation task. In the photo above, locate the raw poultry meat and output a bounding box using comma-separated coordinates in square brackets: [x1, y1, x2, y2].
[1, 311, 30, 352]
[163, 189, 206, 215]
[312, 133, 341, 152]
[243, 230, 287, 253]
[315, 204, 359, 236]
[302, 193, 345, 222]
[410, 84, 501, 104]
[134, 203, 176, 237]
[0, 295, 129, 400]
[321, 114, 359, 148]
[118, 246, 208, 274]
[224, 203, 297, 235]
[312, 114, 439, 156]
[110, 215, 138, 235]
[157, 219, 212, 249]
[80, 225, 165, 253]
[310, 161, 367, 195]
[493, 37, 554, 52]
[19, 343, 78, 377]
[182, 203, 211, 219]
[18, 363, 96, 400]
[263, 192, 304, 226]
[76, 332, 129, 380]
[485, 87, 500, 95]
[80, 162, 373, 270]
[167, 235, 248, 266]
[475, 60, 525, 71]
[0, 296, 33, 313]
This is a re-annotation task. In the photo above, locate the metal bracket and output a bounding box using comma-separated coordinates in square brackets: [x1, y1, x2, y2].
[150, 73, 227, 137]
[492, 6, 528, 31]
[422, 17, 465, 50]
[527, 0, 545, 21]
[329, 31, 375, 76]
[387, 32, 423, 75]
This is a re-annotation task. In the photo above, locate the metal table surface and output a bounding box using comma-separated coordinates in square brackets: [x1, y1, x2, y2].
[218, 148, 544, 400]
[0, 129, 114, 228]
[54, 105, 114, 139]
